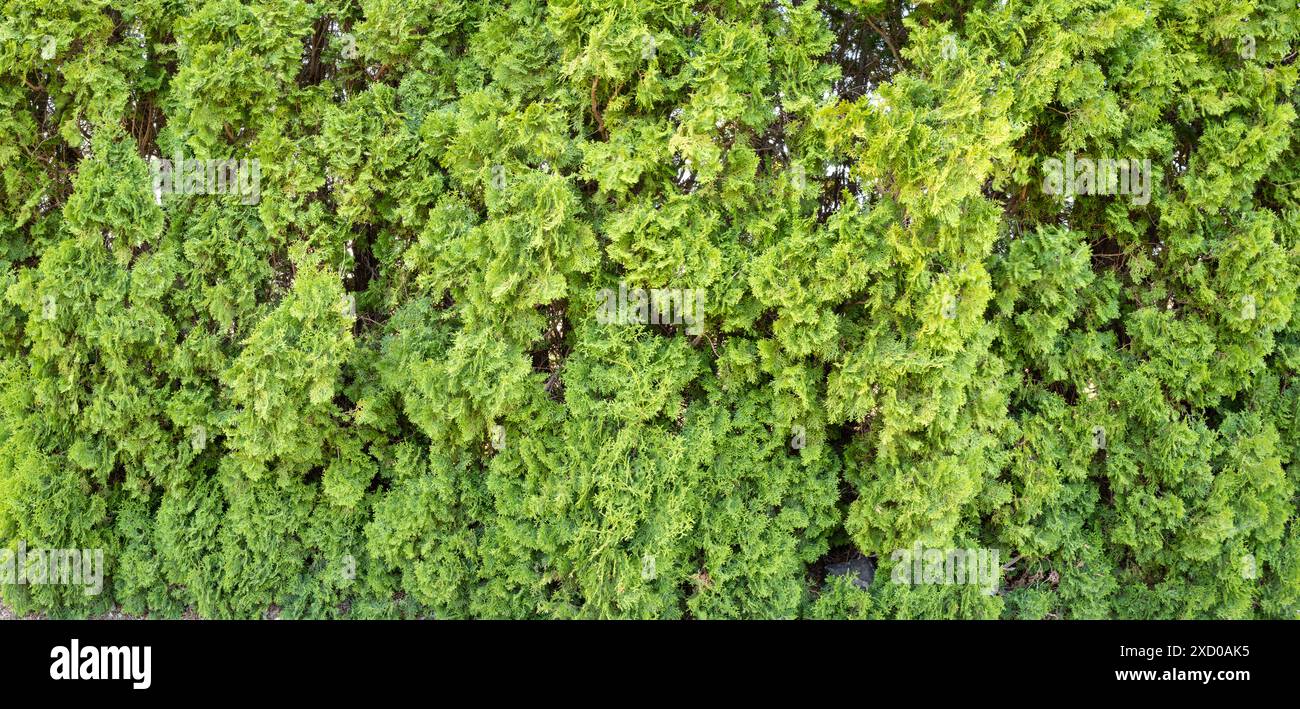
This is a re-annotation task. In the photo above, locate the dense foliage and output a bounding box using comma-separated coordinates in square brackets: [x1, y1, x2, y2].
[1, 0, 1298, 619]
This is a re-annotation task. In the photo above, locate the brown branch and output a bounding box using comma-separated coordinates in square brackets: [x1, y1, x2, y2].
[864, 15, 901, 67]
[590, 77, 606, 140]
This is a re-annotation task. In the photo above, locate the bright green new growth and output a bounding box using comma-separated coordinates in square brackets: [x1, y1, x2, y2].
[1, 0, 1298, 619]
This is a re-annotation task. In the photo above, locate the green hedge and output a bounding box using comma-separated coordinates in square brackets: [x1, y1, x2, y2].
[1, 0, 1298, 619]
